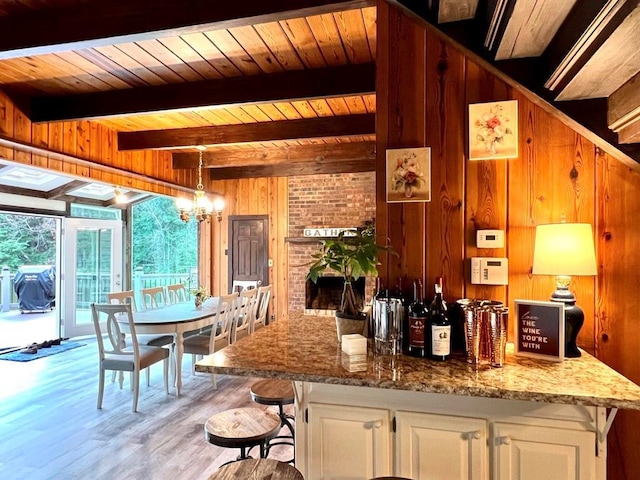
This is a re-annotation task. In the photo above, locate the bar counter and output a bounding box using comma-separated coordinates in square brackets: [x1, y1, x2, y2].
[195, 313, 640, 410]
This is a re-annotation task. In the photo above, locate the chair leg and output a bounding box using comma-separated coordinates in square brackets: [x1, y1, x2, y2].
[191, 354, 197, 375]
[132, 369, 140, 413]
[97, 368, 105, 409]
[146, 367, 150, 387]
[210, 373, 217, 389]
[163, 358, 169, 393]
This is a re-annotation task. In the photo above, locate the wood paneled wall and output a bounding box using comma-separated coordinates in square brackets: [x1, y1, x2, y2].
[0, 90, 197, 197]
[376, 1, 640, 477]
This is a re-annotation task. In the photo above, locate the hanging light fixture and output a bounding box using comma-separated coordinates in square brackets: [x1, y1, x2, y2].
[176, 146, 216, 223]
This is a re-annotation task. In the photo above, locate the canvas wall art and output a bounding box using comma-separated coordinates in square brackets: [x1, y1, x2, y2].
[386, 147, 431, 203]
[469, 100, 518, 160]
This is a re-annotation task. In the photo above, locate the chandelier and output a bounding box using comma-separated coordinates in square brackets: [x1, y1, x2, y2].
[176, 147, 224, 223]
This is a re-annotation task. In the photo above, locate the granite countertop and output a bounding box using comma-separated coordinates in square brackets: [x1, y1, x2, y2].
[195, 313, 640, 410]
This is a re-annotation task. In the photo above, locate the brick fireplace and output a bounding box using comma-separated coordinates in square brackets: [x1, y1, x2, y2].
[288, 172, 376, 313]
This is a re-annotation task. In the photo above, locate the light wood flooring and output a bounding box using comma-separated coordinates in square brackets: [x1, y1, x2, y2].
[0, 338, 294, 480]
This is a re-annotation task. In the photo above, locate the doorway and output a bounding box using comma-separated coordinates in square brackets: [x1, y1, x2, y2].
[62, 218, 123, 338]
[228, 215, 269, 291]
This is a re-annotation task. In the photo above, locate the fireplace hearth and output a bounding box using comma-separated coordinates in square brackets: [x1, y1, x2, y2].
[305, 276, 365, 315]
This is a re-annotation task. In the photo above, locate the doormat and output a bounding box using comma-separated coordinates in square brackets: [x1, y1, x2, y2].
[0, 341, 86, 362]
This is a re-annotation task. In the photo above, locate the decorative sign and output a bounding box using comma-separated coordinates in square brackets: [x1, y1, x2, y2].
[303, 227, 357, 238]
[515, 300, 564, 362]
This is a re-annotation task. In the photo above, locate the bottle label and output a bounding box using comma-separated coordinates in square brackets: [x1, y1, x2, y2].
[431, 325, 451, 356]
[408, 315, 425, 347]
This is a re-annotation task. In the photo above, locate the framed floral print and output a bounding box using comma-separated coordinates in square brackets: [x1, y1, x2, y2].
[469, 100, 518, 160]
[386, 147, 431, 203]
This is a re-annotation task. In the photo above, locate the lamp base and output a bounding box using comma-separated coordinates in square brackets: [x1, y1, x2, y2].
[550, 286, 583, 358]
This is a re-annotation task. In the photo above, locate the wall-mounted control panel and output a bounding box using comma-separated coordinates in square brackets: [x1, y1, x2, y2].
[476, 229, 505, 248]
[471, 257, 508, 285]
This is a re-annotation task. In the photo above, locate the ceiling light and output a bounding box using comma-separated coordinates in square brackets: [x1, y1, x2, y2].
[176, 147, 222, 223]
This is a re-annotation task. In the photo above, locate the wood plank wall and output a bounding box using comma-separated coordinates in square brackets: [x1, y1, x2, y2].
[0, 90, 196, 197]
[376, 1, 640, 477]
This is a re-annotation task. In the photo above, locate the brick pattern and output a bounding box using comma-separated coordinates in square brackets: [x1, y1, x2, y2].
[288, 172, 376, 312]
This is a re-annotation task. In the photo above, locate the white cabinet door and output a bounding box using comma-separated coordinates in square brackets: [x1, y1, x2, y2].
[307, 402, 391, 480]
[492, 422, 596, 480]
[396, 410, 488, 480]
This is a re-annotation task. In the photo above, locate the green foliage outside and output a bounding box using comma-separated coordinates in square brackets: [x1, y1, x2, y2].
[0, 214, 57, 270]
[132, 196, 197, 274]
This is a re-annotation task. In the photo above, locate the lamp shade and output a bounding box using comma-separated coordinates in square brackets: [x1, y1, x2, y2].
[532, 223, 597, 276]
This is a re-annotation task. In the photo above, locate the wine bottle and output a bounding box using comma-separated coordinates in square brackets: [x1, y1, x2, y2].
[407, 279, 427, 357]
[428, 277, 451, 361]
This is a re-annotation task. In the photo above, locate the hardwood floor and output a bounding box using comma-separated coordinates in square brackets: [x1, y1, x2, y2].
[0, 338, 294, 480]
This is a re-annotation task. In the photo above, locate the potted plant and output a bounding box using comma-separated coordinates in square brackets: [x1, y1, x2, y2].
[307, 220, 396, 340]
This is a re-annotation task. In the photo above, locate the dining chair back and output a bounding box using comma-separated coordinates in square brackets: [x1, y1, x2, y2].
[231, 280, 261, 294]
[90, 302, 169, 412]
[141, 286, 167, 310]
[252, 285, 272, 333]
[232, 287, 260, 343]
[107, 290, 137, 311]
[166, 283, 188, 304]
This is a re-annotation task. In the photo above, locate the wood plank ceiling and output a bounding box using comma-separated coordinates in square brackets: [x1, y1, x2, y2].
[0, 0, 639, 194]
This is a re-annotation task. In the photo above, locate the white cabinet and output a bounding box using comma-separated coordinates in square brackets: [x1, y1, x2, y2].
[492, 422, 596, 480]
[396, 411, 488, 480]
[307, 403, 391, 480]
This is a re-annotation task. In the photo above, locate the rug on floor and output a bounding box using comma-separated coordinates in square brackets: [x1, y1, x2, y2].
[0, 341, 86, 362]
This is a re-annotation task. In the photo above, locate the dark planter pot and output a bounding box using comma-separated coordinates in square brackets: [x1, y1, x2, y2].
[335, 310, 367, 341]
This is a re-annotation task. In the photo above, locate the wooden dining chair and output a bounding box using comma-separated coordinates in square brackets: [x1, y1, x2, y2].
[166, 283, 188, 304]
[141, 286, 167, 310]
[107, 290, 174, 385]
[183, 292, 239, 388]
[91, 302, 169, 412]
[252, 285, 272, 333]
[232, 287, 260, 343]
[231, 280, 261, 294]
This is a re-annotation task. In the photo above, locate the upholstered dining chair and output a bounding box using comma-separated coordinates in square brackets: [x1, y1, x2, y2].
[141, 286, 167, 310]
[106, 290, 175, 385]
[166, 283, 188, 304]
[183, 292, 239, 388]
[90, 303, 169, 412]
[231, 287, 260, 343]
[252, 285, 272, 333]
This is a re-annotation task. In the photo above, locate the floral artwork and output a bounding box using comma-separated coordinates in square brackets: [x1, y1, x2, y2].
[469, 100, 518, 160]
[386, 147, 431, 203]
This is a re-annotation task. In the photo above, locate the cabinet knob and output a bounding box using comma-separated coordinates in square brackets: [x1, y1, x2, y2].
[472, 431, 481, 440]
[364, 420, 383, 430]
[500, 436, 511, 445]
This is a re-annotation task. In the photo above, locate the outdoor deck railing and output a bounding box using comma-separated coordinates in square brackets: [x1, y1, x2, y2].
[0, 266, 197, 312]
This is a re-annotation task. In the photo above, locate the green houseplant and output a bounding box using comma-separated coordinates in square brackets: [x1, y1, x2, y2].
[307, 221, 396, 337]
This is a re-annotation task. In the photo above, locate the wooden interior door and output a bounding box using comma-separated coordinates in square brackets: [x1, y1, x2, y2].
[228, 215, 269, 292]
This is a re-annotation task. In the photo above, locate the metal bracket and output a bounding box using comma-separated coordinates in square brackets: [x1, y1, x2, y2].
[596, 407, 618, 457]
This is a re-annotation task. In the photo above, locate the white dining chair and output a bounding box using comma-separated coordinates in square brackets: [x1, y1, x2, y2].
[183, 292, 239, 388]
[231, 287, 260, 343]
[231, 280, 261, 294]
[141, 286, 167, 310]
[91, 302, 169, 412]
[107, 290, 175, 385]
[252, 285, 272, 333]
[166, 283, 188, 304]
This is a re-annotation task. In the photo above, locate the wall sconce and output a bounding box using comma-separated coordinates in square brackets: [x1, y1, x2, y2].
[113, 186, 127, 204]
[532, 222, 597, 357]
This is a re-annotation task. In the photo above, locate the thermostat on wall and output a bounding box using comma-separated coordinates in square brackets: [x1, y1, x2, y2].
[476, 229, 505, 248]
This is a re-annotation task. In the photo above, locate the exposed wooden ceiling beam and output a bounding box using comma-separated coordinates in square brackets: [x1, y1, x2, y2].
[0, 184, 47, 198]
[0, 0, 375, 60]
[208, 158, 375, 180]
[30, 63, 376, 123]
[118, 114, 376, 150]
[608, 70, 640, 144]
[45, 180, 88, 200]
[172, 141, 376, 169]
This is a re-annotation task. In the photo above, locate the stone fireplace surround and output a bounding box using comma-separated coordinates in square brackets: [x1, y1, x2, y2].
[288, 172, 376, 313]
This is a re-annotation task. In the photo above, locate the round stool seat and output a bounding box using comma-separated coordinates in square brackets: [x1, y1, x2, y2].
[204, 407, 281, 450]
[207, 458, 304, 480]
[250, 379, 294, 405]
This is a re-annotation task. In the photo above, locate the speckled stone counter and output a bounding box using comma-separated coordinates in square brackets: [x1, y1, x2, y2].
[195, 313, 640, 410]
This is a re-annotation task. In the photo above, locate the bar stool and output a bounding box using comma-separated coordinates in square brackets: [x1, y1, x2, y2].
[207, 458, 304, 480]
[250, 379, 295, 463]
[204, 407, 281, 467]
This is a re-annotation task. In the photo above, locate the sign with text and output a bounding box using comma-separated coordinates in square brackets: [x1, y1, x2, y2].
[303, 227, 357, 238]
[515, 300, 565, 362]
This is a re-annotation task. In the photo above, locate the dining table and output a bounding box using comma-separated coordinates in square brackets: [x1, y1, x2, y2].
[130, 301, 218, 395]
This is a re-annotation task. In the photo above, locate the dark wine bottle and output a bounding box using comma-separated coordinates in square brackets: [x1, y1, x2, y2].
[428, 277, 451, 361]
[407, 279, 427, 357]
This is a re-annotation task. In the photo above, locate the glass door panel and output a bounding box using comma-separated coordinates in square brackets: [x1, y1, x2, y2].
[63, 219, 122, 338]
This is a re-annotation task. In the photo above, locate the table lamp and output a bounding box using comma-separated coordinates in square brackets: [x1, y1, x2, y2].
[532, 222, 597, 357]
